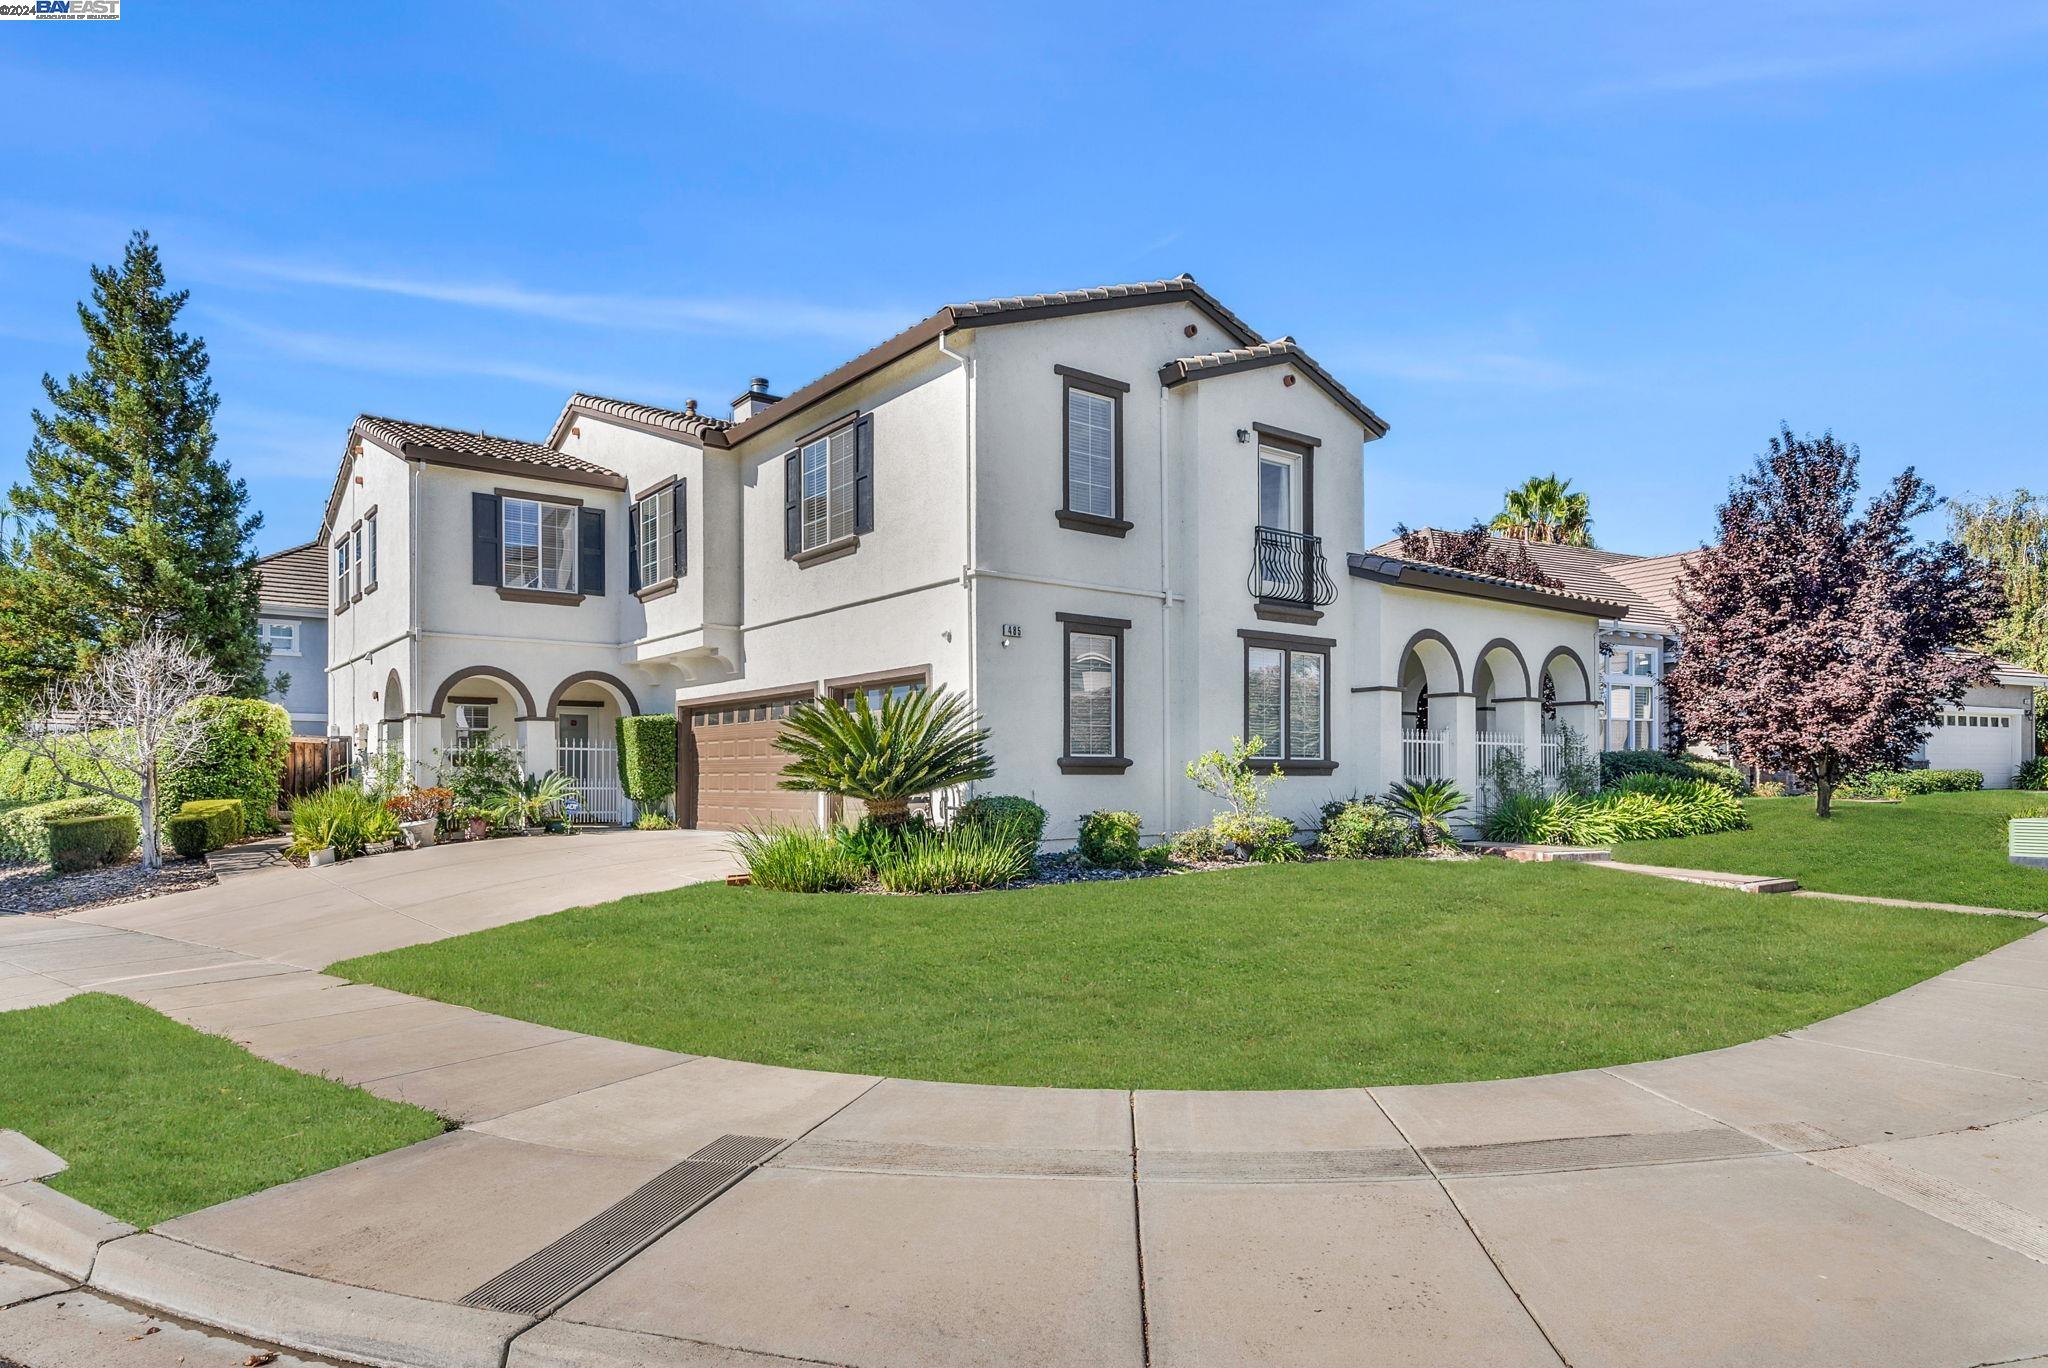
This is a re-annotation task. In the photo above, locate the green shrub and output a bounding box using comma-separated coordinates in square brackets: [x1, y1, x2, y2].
[833, 815, 930, 876]
[1754, 779, 1788, 798]
[435, 734, 524, 812]
[1078, 809, 1144, 869]
[46, 814, 133, 872]
[0, 699, 290, 832]
[1386, 778, 1468, 849]
[876, 819, 1036, 893]
[1487, 777, 1747, 844]
[617, 715, 679, 813]
[1169, 825, 1228, 863]
[164, 799, 246, 859]
[289, 784, 386, 859]
[1319, 800, 1412, 859]
[0, 797, 133, 866]
[633, 811, 677, 831]
[1598, 749, 1751, 795]
[1213, 812, 1301, 862]
[731, 825, 864, 892]
[955, 795, 1049, 848]
[2016, 756, 2048, 790]
[1840, 767, 1983, 797]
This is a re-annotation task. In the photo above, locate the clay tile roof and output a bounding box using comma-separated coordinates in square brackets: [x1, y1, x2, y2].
[1159, 337, 1389, 438]
[352, 415, 622, 480]
[546, 392, 732, 448]
[947, 274, 1264, 345]
[1346, 551, 1624, 618]
[254, 538, 327, 612]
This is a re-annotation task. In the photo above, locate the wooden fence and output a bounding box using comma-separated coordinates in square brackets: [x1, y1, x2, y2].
[283, 736, 351, 800]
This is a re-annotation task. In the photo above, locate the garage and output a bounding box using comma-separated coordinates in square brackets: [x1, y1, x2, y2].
[682, 693, 816, 830]
[1923, 708, 2025, 788]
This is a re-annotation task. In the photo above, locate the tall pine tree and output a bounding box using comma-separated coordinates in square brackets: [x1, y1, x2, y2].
[8, 231, 265, 707]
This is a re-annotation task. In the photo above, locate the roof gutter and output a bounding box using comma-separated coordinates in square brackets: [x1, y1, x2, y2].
[1347, 553, 1624, 618]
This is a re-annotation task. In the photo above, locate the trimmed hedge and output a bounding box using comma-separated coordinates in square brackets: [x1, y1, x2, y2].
[1839, 767, 1984, 798]
[165, 799, 246, 859]
[955, 795, 1050, 848]
[0, 697, 290, 832]
[159, 698, 291, 834]
[1078, 809, 1143, 869]
[616, 715, 679, 813]
[1598, 749, 1751, 795]
[46, 813, 138, 872]
[0, 797, 133, 866]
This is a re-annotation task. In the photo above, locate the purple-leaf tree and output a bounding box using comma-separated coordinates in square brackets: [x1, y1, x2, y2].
[1666, 426, 1998, 817]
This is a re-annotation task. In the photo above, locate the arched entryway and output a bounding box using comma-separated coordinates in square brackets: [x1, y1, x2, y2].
[546, 671, 642, 824]
[1396, 630, 1462, 782]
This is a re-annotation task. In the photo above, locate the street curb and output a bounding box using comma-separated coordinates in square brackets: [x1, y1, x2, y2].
[0, 1181, 133, 1280]
[0, 1129, 68, 1185]
[91, 1233, 533, 1368]
[508, 1318, 799, 1367]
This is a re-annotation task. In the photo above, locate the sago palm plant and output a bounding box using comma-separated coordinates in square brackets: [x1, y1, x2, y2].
[775, 685, 995, 828]
[1385, 777, 1469, 849]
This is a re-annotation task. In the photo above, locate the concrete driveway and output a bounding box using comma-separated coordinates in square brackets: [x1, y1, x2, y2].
[3, 836, 2048, 1367]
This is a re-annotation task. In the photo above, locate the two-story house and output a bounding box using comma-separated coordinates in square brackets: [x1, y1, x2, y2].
[253, 537, 330, 735]
[323, 276, 1621, 839]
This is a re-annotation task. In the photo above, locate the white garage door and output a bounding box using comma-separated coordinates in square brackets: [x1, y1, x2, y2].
[1925, 709, 2023, 788]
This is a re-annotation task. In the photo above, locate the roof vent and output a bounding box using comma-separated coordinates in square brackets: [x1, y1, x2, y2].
[730, 376, 782, 423]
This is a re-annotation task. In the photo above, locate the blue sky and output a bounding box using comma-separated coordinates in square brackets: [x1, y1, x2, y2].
[3, 1, 2045, 556]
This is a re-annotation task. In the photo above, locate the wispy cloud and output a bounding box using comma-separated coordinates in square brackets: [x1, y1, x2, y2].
[221, 255, 911, 344]
[211, 405, 347, 481]
[1336, 324, 1593, 390]
[203, 311, 700, 403]
[1585, 10, 2048, 99]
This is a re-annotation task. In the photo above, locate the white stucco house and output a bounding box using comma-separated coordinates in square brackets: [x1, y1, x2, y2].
[322, 276, 1623, 839]
[1376, 535, 2044, 787]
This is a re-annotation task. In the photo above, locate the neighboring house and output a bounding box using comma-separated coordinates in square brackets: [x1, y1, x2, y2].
[1374, 535, 2045, 787]
[323, 275, 1619, 837]
[253, 537, 329, 736]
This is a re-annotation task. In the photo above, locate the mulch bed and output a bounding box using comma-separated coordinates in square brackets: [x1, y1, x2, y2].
[0, 857, 217, 917]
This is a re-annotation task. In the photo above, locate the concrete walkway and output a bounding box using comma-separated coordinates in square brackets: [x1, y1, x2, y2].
[5, 837, 2048, 1366]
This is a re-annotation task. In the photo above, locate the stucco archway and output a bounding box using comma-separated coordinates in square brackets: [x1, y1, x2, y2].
[1396, 630, 1463, 735]
[428, 666, 539, 720]
[1540, 646, 1593, 705]
[546, 671, 642, 720]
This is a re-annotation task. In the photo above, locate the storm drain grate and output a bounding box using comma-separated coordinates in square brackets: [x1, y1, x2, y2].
[687, 1133, 787, 1167]
[459, 1134, 787, 1317]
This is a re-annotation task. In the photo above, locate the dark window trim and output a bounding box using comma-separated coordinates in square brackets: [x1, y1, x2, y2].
[495, 486, 585, 596]
[497, 587, 587, 606]
[793, 534, 860, 568]
[1239, 630, 1335, 773]
[792, 408, 861, 450]
[1058, 366, 1128, 535]
[1253, 431, 1316, 537]
[631, 474, 678, 503]
[1251, 421, 1321, 450]
[790, 416, 865, 557]
[1058, 612, 1131, 773]
[824, 664, 933, 695]
[634, 578, 679, 602]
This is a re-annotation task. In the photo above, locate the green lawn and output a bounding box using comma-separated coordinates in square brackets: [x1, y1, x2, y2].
[0, 994, 448, 1227]
[1619, 790, 2048, 912]
[330, 859, 2032, 1091]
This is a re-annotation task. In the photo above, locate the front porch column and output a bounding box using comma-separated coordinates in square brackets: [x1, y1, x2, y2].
[1551, 701, 1600, 770]
[1443, 692, 1479, 806]
[1360, 687, 1405, 792]
[1496, 698, 1545, 763]
[517, 716, 559, 780]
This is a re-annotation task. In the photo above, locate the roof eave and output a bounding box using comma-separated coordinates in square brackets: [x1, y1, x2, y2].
[399, 443, 627, 492]
[1160, 352, 1389, 439]
[1347, 553, 1623, 618]
[546, 396, 710, 451]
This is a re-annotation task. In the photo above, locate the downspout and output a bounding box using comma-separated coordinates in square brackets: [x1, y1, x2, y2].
[406, 459, 423, 780]
[939, 331, 977, 799]
[1158, 383, 1172, 836]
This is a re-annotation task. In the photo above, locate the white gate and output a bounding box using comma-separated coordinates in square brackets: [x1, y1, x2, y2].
[1401, 728, 1447, 783]
[1475, 730, 1525, 810]
[1539, 730, 1564, 787]
[557, 741, 630, 825]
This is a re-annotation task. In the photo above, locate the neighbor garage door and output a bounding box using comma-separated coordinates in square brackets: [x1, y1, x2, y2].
[684, 694, 816, 830]
[1925, 709, 2024, 788]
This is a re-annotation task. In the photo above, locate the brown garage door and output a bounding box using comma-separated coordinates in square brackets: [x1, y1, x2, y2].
[684, 694, 815, 831]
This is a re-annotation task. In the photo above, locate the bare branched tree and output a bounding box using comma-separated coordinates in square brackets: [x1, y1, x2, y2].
[9, 627, 223, 871]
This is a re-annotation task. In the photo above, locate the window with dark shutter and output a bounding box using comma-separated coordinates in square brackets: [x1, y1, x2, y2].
[673, 481, 687, 578]
[853, 415, 874, 534]
[783, 451, 801, 558]
[579, 507, 605, 596]
[471, 492, 500, 586]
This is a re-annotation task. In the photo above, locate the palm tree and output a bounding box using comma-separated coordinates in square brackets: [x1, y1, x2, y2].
[775, 685, 995, 828]
[1490, 474, 1593, 546]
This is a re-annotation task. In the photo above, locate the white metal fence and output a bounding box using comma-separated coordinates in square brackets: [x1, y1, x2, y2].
[1401, 728, 1447, 783]
[1539, 730, 1565, 786]
[557, 741, 630, 825]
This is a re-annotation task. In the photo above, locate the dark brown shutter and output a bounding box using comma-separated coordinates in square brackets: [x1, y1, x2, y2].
[579, 507, 605, 596]
[784, 451, 801, 557]
[853, 416, 874, 535]
[626, 498, 640, 592]
[471, 493, 500, 586]
[673, 482, 687, 578]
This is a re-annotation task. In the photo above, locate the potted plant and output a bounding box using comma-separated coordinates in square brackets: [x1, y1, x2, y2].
[386, 786, 453, 850]
[459, 807, 493, 841]
[2012, 804, 2048, 869]
[492, 771, 578, 834]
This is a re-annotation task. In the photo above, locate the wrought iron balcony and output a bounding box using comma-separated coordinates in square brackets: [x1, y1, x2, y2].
[1248, 526, 1337, 607]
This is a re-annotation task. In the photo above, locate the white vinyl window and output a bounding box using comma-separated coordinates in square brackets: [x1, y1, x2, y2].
[1606, 685, 1656, 750]
[333, 540, 349, 609]
[1066, 630, 1118, 759]
[455, 704, 491, 750]
[350, 526, 365, 599]
[1258, 447, 1302, 532]
[365, 513, 378, 587]
[502, 497, 577, 592]
[635, 492, 672, 586]
[799, 426, 857, 552]
[1246, 645, 1326, 762]
[258, 619, 299, 657]
[1065, 388, 1116, 518]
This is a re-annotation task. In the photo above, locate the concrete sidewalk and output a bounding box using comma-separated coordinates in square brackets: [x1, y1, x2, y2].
[4, 843, 2048, 1366]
